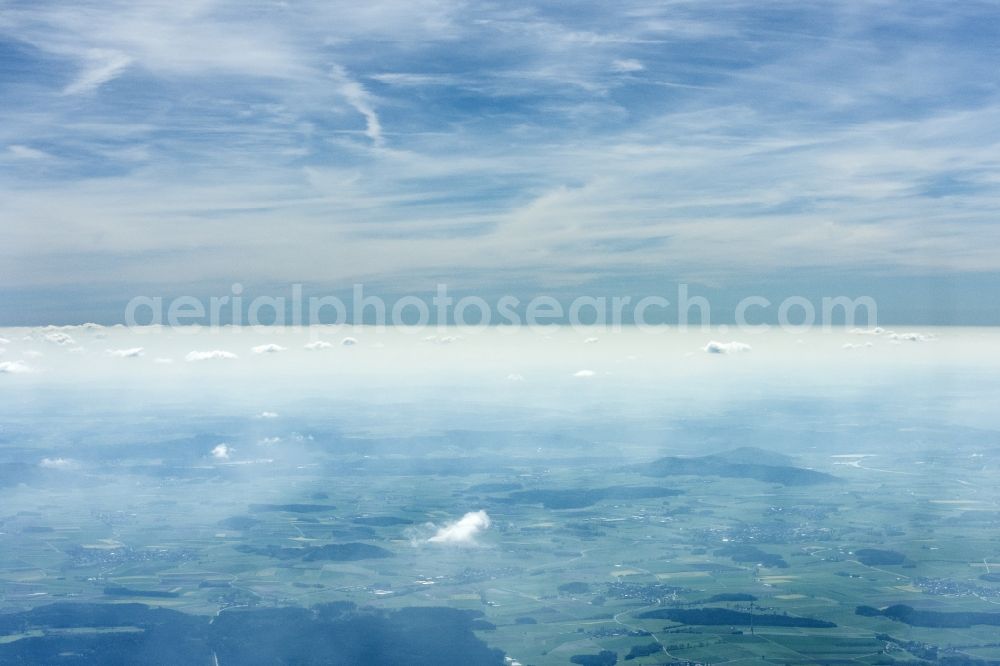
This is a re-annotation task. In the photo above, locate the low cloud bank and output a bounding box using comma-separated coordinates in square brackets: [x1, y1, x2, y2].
[43, 332, 76, 346]
[849, 328, 934, 342]
[888, 332, 934, 342]
[252, 343, 286, 354]
[186, 350, 238, 362]
[703, 340, 752, 354]
[0, 361, 32, 374]
[108, 347, 144, 358]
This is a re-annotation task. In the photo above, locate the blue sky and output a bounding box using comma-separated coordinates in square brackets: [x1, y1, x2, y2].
[1, 0, 999, 324]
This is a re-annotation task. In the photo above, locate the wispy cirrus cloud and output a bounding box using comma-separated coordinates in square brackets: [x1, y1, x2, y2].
[63, 48, 132, 94]
[331, 64, 384, 147]
[1, 0, 999, 322]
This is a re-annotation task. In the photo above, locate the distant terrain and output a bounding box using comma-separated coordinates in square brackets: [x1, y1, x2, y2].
[0, 602, 505, 665]
[3, 328, 1000, 665]
[640, 448, 840, 486]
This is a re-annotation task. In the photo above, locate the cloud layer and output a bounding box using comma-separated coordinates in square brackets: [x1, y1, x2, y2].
[1, 1, 999, 321]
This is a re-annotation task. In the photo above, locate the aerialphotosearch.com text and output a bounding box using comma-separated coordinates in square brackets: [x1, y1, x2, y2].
[125, 283, 878, 334]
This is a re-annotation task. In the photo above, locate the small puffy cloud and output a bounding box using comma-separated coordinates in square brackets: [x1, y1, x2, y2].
[211, 444, 231, 460]
[843, 342, 874, 350]
[185, 350, 238, 362]
[428, 510, 491, 545]
[612, 58, 644, 72]
[255, 411, 279, 419]
[43, 332, 76, 346]
[341, 337, 358, 346]
[252, 343, 287, 354]
[304, 341, 333, 350]
[506, 373, 525, 382]
[258, 436, 282, 445]
[848, 327, 932, 342]
[0, 361, 32, 374]
[424, 335, 461, 345]
[573, 369, 595, 377]
[107, 347, 144, 358]
[703, 341, 752, 354]
[887, 332, 933, 342]
[583, 337, 599, 344]
[40, 457, 76, 469]
[153, 357, 174, 364]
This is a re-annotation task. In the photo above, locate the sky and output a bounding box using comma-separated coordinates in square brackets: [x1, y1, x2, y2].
[1, 0, 999, 324]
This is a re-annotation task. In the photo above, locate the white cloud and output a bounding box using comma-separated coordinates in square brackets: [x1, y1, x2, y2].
[573, 369, 595, 377]
[703, 341, 752, 354]
[43, 332, 76, 346]
[251, 343, 287, 354]
[583, 337, 599, 344]
[424, 335, 461, 344]
[39, 457, 75, 469]
[506, 373, 525, 381]
[63, 48, 132, 95]
[0, 361, 32, 374]
[211, 443, 231, 460]
[0, 337, 9, 344]
[428, 510, 491, 545]
[3, 1, 1000, 303]
[185, 350, 238, 361]
[107, 347, 144, 358]
[341, 337, 358, 346]
[842, 342, 873, 350]
[258, 436, 282, 445]
[256, 411, 279, 419]
[304, 340, 333, 350]
[849, 327, 885, 336]
[331, 64, 383, 147]
[7, 145, 50, 160]
[153, 357, 174, 364]
[23, 350, 43, 359]
[612, 58, 644, 73]
[887, 332, 934, 342]
[369, 72, 459, 87]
